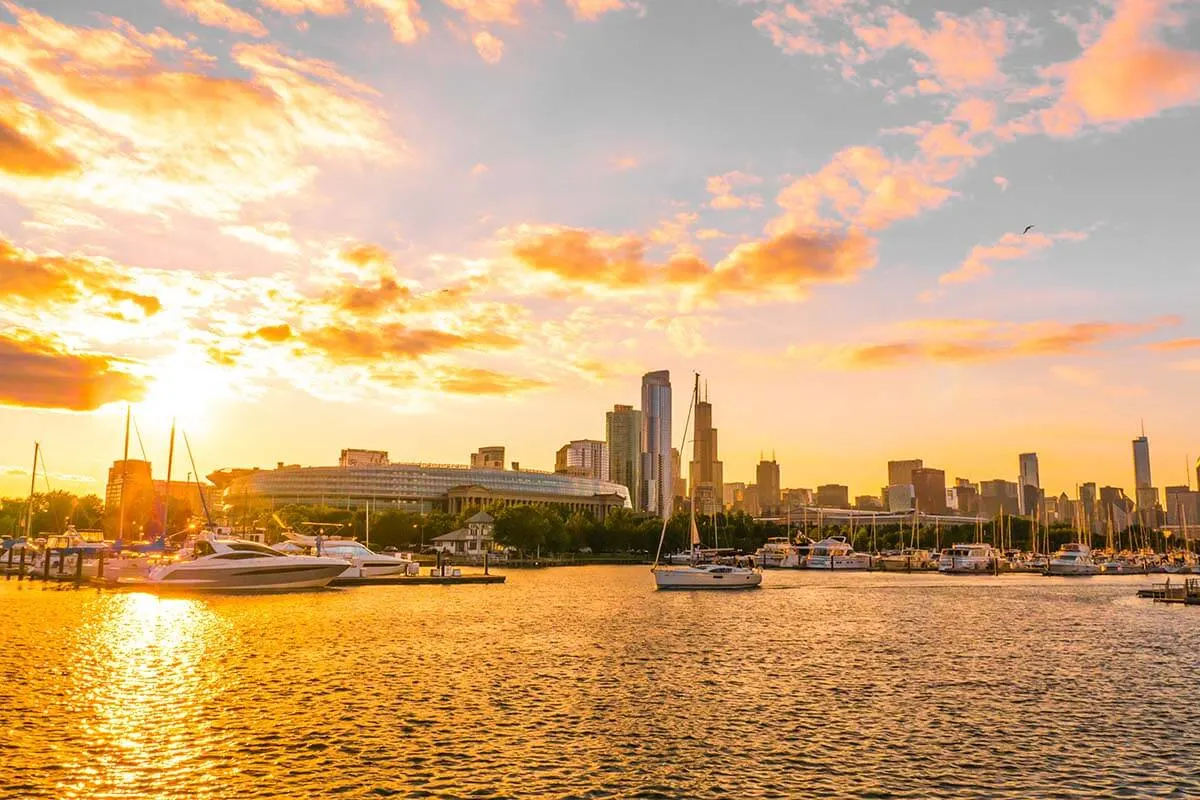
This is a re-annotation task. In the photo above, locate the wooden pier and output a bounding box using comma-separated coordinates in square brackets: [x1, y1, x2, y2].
[332, 573, 505, 586]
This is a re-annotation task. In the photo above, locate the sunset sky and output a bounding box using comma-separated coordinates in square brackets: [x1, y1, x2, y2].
[1, 0, 1199, 501]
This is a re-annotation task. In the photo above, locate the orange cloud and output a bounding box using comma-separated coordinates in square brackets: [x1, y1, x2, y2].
[0, 115, 78, 178]
[993, 175, 1009, 191]
[0, 332, 146, 411]
[0, 235, 160, 315]
[939, 230, 1088, 286]
[301, 322, 521, 362]
[431, 366, 548, 394]
[774, 145, 956, 232]
[1146, 337, 1200, 352]
[359, 0, 427, 42]
[340, 242, 393, 271]
[753, 4, 830, 56]
[0, 6, 395, 220]
[854, 9, 1011, 92]
[611, 156, 639, 171]
[707, 170, 763, 210]
[164, 0, 269, 38]
[566, 0, 626, 22]
[443, 0, 524, 25]
[1041, 0, 1200, 135]
[473, 30, 504, 64]
[262, 0, 349, 13]
[510, 225, 876, 300]
[252, 324, 295, 343]
[824, 316, 1178, 369]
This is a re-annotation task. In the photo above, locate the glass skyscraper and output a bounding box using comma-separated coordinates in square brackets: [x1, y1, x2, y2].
[640, 370, 672, 520]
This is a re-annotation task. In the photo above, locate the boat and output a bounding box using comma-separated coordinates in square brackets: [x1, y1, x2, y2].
[875, 548, 935, 571]
[1099, 555, 1145, 575]
[1046, 543, 1100, 576]
[938, 543, 1000, 574]
[803, 537, 872, 570]
[651, 372, 762, 591]
[311, 539, 419, 579]
[755, 537, 802, 568]
[145, 533, 348, 591]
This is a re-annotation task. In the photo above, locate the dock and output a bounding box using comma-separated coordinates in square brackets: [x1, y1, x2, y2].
[332, 574, 505, 586]
[1137, 578, 1200, 604]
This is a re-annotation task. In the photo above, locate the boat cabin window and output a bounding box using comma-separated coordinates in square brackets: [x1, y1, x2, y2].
[212, 552, 264, 560]
[225, 542, 286, 557]
[194, 541, 216, 557]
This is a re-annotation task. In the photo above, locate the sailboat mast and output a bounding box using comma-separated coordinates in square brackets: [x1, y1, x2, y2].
[118, 406, 131, 542]
[24, 441, 39, 541]
[164, 419, 176, 538]
[652, 372, 700, 571]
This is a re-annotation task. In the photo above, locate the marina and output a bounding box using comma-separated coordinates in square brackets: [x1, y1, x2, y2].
[2, 566, 1198, 799]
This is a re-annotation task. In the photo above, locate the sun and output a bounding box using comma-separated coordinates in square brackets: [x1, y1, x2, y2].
[135, 353, 228, 434]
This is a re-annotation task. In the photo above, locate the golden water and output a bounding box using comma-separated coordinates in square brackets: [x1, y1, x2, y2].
[2, 568, 1198, 798]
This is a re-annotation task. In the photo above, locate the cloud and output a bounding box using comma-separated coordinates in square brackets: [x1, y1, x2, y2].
[431, 366, 548, 395]
[1146, 337, 1200, 352]
[252, 324, 295, 343]
[473, 30, 504, 64]
[993, 175, 1009, 191]
[220, 222, 301, 254]
[707, 170, 763, 210]
[509, 225, 876, 300]
[1041, 0, 1200, 136]
[470, 162, 489, 175]
[566, 0, 626, 22]
[0, 108, 79, 178]
[816, 316, 1178, 369]
[610, 156, 639, 171]
[300, 321, 521, 362]
[0, 333, 146, 411]
[0, 235, 161, 316]
[0, 6, 396, 220]
[164, 0, 269, 38]
[774, 145, 956, 232]
[939, 229, 1088, 286]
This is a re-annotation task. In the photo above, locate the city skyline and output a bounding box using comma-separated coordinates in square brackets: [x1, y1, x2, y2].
[1, 1, 1199, 501]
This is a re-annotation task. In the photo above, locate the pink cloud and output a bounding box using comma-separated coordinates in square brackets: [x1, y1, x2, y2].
[473, 30, 504, 64]
[939, 229, 1088, 286]
[706, 170, 764, 210]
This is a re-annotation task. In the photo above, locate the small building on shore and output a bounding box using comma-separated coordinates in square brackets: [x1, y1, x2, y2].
[429, 512, 497, 557]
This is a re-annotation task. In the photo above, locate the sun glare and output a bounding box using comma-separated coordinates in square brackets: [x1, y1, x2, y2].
[136, 354, 226, 432]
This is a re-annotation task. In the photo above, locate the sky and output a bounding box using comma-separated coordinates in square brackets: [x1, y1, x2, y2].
[1, 0, 1199, 501]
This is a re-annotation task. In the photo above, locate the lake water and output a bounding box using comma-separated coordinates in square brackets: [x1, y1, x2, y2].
[2, 568, 1198, 799]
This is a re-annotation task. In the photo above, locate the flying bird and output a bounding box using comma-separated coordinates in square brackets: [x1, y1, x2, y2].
[1022, 225, 1035, 235]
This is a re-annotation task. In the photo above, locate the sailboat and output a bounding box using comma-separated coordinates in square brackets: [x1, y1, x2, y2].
[652, 373, 762, 590]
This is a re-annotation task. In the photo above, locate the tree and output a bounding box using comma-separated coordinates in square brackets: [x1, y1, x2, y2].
[493, 505, 562, 556]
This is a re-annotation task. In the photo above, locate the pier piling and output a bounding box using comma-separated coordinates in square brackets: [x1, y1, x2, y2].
[97, 551, 105, 580]
[42, 549, 50, 582]
[18, 549, 26, 581]
[484, 552, 489, 576]
[74, 552, 83, 585]
[5, 546, 12, 579]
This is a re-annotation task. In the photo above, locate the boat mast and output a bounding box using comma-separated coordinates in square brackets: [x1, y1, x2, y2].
[24, 441, 39, 541]
[182, 430, 213, 529]
[164, 418, 176, 539]
[651, 372, 699, 572]
[118, 406, 130, 542]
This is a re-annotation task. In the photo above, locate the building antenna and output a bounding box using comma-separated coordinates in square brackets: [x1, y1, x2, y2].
[1141, 419, 1146, 438]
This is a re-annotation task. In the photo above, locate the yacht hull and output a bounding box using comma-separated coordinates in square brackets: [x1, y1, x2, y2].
[1046, 564, 1100, 576]
[147, 562, 347, 591]
[653, 569, 762, 590]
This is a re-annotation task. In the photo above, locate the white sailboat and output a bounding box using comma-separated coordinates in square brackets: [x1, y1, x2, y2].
[652, 373, 761, 591]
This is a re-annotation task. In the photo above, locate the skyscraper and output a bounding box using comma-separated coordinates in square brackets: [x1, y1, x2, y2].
[1132, 433, 1159, 525]
[1018, 452, 1040, 516]
[1079, 482, 1098, 535]
[912, 467, 947, 514]
[688, 385, 723, 516]
[555, 440, 609, 481]
[756, 456, 781, 514]
[640, 371, 672, 519]
[887, 459, 923, 487]
[606, 405, 642, 511]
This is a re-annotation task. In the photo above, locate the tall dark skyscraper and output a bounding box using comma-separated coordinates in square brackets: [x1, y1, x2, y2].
[688, 384, 723, 515]
[606, 405, 642, 512]
[640, 370, 672, 520]
[756, 456, 781, 514]
[1018, 452, 1040, 516]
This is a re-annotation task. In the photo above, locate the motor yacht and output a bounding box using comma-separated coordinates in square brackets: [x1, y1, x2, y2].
[145, 535, 347, 591]
[316, 539, 419, 580]
[876, 548, 935, 571]
[803, 537, 872, 570]
[1046, 543, 1100, 576]
[938, 543, 1000, 574]
[755, 537, 802, 569]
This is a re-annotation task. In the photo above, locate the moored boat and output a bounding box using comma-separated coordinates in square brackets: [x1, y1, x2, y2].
[803, 537, 872, 570]
[938, 543, 999, 574]
[1046, 543, 1100, 576]
[755, 537, 802, 568]
[876, 548, 935, 571]
[145, 534, 347, 591]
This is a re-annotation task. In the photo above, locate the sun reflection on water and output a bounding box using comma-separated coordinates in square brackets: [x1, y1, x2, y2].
[54, 592, 232, 800]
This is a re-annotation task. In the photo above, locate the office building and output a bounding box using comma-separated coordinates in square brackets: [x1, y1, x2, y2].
[855, 495, 883, 511]
[555, 440, 609, 481]
[980, 479, 1019, 518]
[756, 456, 781, 515]
[605, 405, 642, 512]
[640, 370, 673, 520]
[1018, 452, 1040, 515]
[887, 483, 915, 512]
[816, 484, 850, 509]
[1164, 486, 1200, 528]
[912, 467, 947, 514]
[1079, 482, 1098, 535]
[470, 446, 505, 469]
[688, 386, 724, 516]
[723, 482, 746, 509]
[105, 459, 154, 514]
[1132, 433, 1159, 526]
[888, 459, 923, 487]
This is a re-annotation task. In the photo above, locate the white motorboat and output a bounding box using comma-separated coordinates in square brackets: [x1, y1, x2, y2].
[318, 539, 419, 579]
[1046, 543, 1100, 576]
[803, 537, 872, 570]
[1099, 556, 1144, 575]
[938, 543, 999, 574]
[755, 537, 802, 568]
[145, 535, 347, 591]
